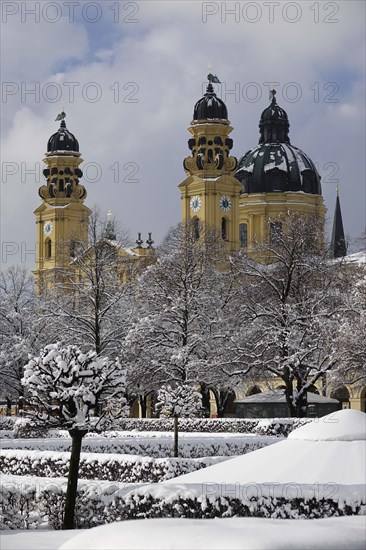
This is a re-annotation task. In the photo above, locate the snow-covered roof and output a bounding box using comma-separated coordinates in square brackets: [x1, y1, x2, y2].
[344, 251, 366, 265]
[235, 389, 339, 404]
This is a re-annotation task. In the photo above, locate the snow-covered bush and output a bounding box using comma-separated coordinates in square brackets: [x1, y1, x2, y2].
[0, 482, 39, 529]
[1, 476, 364, 530]
[155, 384, 203, 418]
[0, 450, 227, 483]
[0, 417, 19, 430]
[113, 417, 312, 435]
[2, 416, 313, 439]
[0, 434, 278, 458]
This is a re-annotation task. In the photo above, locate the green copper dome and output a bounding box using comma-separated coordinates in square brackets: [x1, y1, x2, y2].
[47, 120, 79, 154]
[193, 83, 228, 122]
[236, 90, 322, 195]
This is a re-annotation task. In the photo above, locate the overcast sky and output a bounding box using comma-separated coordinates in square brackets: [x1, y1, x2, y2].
[1, 0, 365, 269]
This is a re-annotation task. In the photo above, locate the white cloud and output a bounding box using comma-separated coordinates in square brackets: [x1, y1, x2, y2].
[1, 0, 365, 269]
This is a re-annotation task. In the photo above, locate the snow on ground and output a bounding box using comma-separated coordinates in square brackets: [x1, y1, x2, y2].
[2, 517, 364, 550]
[288, 409, 366, 441]
[1, 411, 364, 548]
[0, 529, 77, 550]
[134, 410, 366, 503]
[166, 409, 366, 485]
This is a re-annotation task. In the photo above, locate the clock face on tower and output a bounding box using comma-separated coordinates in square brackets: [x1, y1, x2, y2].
[44, 221, 53, 236]
[190, 195, 201, 212]
[220, 196, 232, 212]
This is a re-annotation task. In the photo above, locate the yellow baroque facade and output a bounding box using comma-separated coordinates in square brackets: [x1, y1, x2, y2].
[33, 118, 90, 289]
[33, 83, 365, 415]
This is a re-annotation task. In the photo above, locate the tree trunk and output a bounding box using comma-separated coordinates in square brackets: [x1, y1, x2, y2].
[296, 389, 308, 418]
[63, 429, 86, 530]
[173, 414, 178, 457]
[283, 369, 296, 417]
[139, 395, 147, 418]
[6, 397, 11, 416]
[212, 388, 226, 418]
[200, 383, 211, 418]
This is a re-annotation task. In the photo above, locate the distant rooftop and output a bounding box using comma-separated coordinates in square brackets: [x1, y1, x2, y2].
[235, 390, 339, 404]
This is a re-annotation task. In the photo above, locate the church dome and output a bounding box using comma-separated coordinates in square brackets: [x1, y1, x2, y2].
[193, 83, 228, 122]
[236, 90, 322, 195]
[47, 120, 79, 153]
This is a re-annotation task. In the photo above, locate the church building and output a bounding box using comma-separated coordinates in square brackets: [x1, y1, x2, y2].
[33, 77, 364, 414]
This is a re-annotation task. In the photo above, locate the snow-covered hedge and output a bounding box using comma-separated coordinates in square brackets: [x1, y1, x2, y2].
[8, 417, 312, 439]
[113, 417, 312, 437]
[0, 450, 228, 483]
[0, 435, 278, 458]
[1, 475, 364, 530]
[0, 417, 18, 430]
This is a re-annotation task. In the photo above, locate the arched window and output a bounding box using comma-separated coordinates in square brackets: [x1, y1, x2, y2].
[270, 170, 285, 192]
[246, 386, 262, 396]
[221, 218, 228, 241]
[192, 217, 200, 240]
[239, 223, 248, 248]
[361, 387, 366, 413]
[330, 386, 350, 409]
[45, 239, 52, 259]
[302, 171, 314, 193]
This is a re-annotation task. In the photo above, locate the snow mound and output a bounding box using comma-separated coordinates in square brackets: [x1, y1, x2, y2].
[288, 409, 366, 442]
[58, 517, 366, 550]
[163, 410, 366, 487]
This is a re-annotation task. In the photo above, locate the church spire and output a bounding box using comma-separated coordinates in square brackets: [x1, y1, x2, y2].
[330, 187, 347, 258]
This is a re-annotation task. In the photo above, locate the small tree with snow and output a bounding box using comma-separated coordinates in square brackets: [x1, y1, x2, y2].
[155, 383, 202, 457]
[22, 343, 127, 529]
[155, 383, 203, 418]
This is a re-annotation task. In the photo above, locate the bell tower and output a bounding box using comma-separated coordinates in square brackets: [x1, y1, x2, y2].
[179, 80, 241, 248]
[33, 113, 90, 288]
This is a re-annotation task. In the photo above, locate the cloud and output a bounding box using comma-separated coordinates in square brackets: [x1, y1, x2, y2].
[1, 0, 365, 269]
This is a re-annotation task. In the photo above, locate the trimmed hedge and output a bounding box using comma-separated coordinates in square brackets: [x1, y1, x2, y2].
[1, 417, 313, 439]
[0, 450, 227, 483]
[0, 435, 278, 458]
[1, 476, 364, 530]
[113, 417, 312, 437]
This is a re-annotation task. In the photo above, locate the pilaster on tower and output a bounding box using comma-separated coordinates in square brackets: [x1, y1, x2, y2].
[33, 113, 90, 289]
[179, 79, 242, 249]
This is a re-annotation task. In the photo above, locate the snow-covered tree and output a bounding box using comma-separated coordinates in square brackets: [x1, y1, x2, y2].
[331, 264, 366, 388]
[0, 267, 41, 410]
[154, 382, 203, 457]
[154, 383, 203, 418]
[40, 207, 137, 357]
[124, 221, 234, 415]
[22, 342, 127, 529]
[227, 213, 348, 417]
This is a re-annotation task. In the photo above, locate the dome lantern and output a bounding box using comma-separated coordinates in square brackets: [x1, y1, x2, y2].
[259, 89, 290, 145]
[47, 114, 79, 155]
